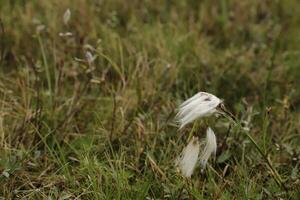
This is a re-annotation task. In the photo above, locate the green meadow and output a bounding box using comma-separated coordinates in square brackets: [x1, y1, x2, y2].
[0, 0, 300, 199]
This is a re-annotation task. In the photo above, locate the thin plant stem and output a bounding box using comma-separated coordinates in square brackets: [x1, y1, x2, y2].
[38, 35, 53, 106]
[219, 106, 287, 191]
[187, 121, 198, 141]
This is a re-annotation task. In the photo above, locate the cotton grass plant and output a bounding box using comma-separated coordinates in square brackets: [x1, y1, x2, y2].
[175, 91, 286, 190]
[175, 92, 221, 177]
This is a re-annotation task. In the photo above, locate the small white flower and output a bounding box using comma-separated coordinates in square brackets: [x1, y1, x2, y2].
[176, 136, 200, 177]
[200, 127, 217, 169]
[63, 9, 71, 25]
[85, 51, 96, 64]
[176, 92, 222, 129]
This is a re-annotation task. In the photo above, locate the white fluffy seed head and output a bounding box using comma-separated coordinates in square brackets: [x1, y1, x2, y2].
[176, 136, 200, 178]
[176, 92, 221, 129]
[63, 9, 71, 25]
[200, 127, 217, 169]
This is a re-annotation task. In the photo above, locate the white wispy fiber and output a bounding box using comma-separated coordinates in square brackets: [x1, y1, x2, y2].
[176, 92, 222, 129]
[63, 9, 71, 25]
[177, 136, 200, 177]
[200, 127, 217, 169]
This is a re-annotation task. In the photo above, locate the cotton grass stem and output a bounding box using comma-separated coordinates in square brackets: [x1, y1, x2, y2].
[187, 121, 198, 142]
[220, 106, 286, 191]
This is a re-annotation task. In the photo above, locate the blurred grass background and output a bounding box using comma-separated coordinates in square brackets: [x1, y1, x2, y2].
[0, 0, 300, 199]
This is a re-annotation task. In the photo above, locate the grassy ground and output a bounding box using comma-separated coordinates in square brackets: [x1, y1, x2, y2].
[1, 0, 300, 199]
